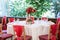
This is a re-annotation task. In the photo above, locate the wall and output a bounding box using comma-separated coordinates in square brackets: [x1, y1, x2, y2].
[0, 17, 56, 24]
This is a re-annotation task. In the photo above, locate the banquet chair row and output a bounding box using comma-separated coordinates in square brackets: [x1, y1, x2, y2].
[2, 16, 15, 30]
[13, 25, 32, 40]
[2, 16, 15, 24]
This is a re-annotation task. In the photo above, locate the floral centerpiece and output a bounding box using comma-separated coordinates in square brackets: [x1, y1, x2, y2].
[26, 7, 36, 24]
[26, 7, 36, 16]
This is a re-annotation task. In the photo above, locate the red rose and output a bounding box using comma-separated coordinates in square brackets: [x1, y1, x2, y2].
[26, 7, 36, 14]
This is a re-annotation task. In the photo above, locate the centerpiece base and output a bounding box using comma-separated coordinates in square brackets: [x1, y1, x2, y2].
[26, 18, 32, 24]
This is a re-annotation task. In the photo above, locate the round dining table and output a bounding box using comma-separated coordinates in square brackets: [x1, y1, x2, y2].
[7, 20, 55, 40]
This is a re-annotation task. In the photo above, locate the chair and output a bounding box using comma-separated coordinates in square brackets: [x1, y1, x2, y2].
[39, 24, 58, 40]
[2, 16, 6, 25]
[0, 23, 7, 34]
[13, 25, 32, 40]
[2, 16, 7, 30]
[8, 18, 15, 22]
[56, 18, 60, 40]
[41, 17, 48, 21]
[57, 21, 60, 40]
[0, 23, 13, 40]
[2, 16, 7, 33]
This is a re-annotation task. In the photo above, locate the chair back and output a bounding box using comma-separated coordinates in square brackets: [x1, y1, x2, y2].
[13, 25, 25, 40]
[2, 16, 6, 25]
[8, 18, 15, 22]
[0, 23, 2, 34]
[57, 21, 60, 40]
[48, 24, 58, 40]
[50, 24, 57, 35]
[41, 17, 48, 21]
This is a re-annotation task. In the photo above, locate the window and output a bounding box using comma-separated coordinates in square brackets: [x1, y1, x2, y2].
[0, 0, 57, 18]
[0, 0, 8, 17]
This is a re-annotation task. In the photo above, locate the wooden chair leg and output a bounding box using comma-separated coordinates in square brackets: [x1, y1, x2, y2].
[11, 36, 13, 40]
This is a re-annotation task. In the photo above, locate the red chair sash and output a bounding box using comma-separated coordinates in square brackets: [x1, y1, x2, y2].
[2, 16, 6, 25]
[13, 25, 24, 37]
[9, 18, 15, 22]
[50, 24, 57, 35]
[2, 24, 7, 30]
[41, 17, 48, 21]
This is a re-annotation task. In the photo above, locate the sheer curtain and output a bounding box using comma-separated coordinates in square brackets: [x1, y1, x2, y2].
[0, 0, 8, 17]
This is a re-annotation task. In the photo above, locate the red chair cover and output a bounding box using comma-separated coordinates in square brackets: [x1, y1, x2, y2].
[41, 17, 48, 21]
[2, 24, 7, 30]
[9, 18, 15, 22]
[50, 24, 57, 40]
[57, 21, 60, 40]
[2, 16, 7, 30]
[50, 24, 57, 35]
[13, 25, 24, 37]
[13, 25, 32, 40]
[56, 18, 60, 40]
[2, 16, 6, 25]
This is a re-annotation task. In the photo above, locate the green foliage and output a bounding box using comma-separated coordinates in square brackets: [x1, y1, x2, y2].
[52, 0, 60, 17]
[9, 0, 51, 18]
[9, 0, 27, 17]
[26, 0, 51, 18]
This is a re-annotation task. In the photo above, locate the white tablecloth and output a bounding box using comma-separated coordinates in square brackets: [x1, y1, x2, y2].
[7, 20, 55, 40]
